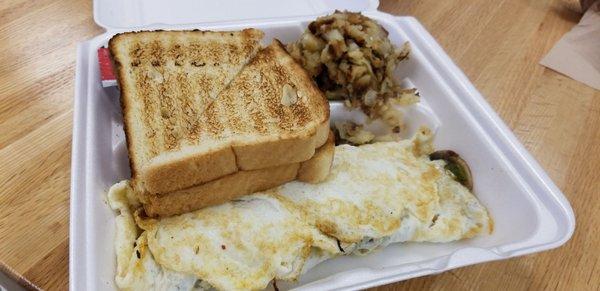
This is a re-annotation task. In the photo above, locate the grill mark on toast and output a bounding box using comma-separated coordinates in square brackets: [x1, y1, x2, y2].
[290, 97, 311, 129]
[256, 71, 280, 133]
[257, 67, 283, 133]
[160, 70, 187, 152]
[189, 75, 212, 142]
[237, 48, 275, 134]
[179, 72, 202, 142]
[220, 91, 245, 135]
[186, 39, 214, 143]
[273, 63, 297, 131]
[167, 37, 201, 144]
[285, 69, 312, 131]
[222, 71, 258, 135]
[128, 41, 161, 158]
[248, 72, 268, 134]
[261, 51, 296, 132]
[146, 40, 181, 152]
[204, 101, 224, 136]
[135, 73, 159, 157]
[166, 37, 203, 147]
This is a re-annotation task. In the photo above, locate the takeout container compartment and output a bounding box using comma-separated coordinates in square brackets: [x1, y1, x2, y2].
[70, 0, 575, 290]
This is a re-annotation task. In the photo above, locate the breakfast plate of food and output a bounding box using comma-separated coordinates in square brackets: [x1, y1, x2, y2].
[70, 1, 575, 290]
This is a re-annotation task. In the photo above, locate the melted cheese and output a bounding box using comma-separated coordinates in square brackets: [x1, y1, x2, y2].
[109, 128, 492, 290]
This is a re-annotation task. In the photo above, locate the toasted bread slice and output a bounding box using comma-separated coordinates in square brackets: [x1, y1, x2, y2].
[142, 132, 335, 217]
[110, 29, 264, 193]
[110, 30, 330, 195]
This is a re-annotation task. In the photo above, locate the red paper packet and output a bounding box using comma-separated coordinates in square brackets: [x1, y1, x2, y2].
[98, 47, 117, 87]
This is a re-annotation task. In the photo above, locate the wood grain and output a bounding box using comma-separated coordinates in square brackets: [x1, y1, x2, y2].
[0, 0, 597, 290]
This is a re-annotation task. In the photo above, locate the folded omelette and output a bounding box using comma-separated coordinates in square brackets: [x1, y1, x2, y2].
[108, 128, 492, 291]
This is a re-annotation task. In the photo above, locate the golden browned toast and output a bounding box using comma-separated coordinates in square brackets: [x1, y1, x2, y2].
[109, 30, 330, 198]
[142, 132, 335, 217]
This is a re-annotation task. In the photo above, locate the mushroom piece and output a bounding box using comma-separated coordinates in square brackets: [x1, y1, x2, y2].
[429, 150, 473, 191]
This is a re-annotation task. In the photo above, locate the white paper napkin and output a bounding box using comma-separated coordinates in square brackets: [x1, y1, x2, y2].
[540, 1, 600, 90]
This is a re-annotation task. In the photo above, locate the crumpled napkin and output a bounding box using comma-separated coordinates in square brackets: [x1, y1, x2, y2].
[540, 1, 600, 90]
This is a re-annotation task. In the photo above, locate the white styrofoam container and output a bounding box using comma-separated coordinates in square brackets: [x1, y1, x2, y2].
[70, 1, 575, 290]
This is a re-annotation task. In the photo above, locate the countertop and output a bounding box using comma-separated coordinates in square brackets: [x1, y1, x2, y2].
[0, 0, 598, 290]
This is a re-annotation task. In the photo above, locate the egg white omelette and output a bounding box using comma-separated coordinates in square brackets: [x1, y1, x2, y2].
[108, 128, 492, 290]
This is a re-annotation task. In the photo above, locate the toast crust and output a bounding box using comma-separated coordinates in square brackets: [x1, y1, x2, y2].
[142, 131, 335, 217]
[232, 119, 330, 170]
[140, 146, 238, 195]
[297, 132, 334, 183]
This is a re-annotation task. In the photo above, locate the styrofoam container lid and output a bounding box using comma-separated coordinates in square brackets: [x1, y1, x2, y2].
[94, 0, 379, 29]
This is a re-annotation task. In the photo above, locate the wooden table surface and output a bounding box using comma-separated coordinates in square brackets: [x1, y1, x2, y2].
[1, 0, 598, 290]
